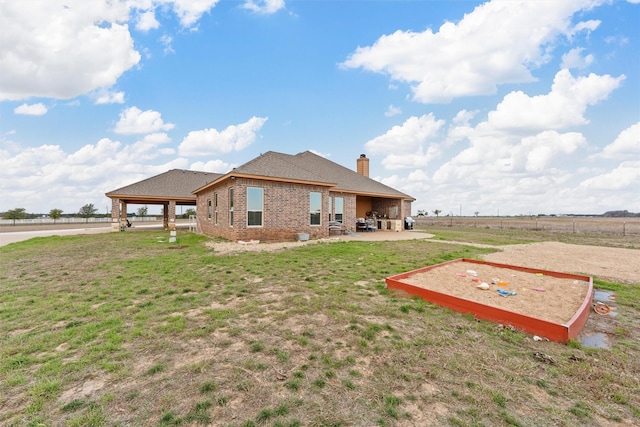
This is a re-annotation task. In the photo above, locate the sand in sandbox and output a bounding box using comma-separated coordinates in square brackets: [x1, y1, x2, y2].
[398, 261, 590, 325]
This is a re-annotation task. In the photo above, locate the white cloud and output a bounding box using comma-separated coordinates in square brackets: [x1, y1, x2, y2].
[342, 0, 606, 103]
[14, 103, 48, 116]
[242, 0, 285, 14]
[517, 131, 586, 172]
[580, 161, 640, 191]
[0, 135, 187, 213]
[561, 47, 594, 69]
[159, 35, 175, 55]
[190, 159, 233, 173]
[136, 9, 160, 32]
[178, 117, 268, 157]
[599, 122, 640, 160]
[0, 0, 140, 101]
[365, 114, 444, 154]
[92, 89, 126, 105]
[128, 133, 174, 159]
[484, 69, 624, 132]
[169, 0, 222, 28]
[113, 106, 175, 134]
[384, 105, 402, 117]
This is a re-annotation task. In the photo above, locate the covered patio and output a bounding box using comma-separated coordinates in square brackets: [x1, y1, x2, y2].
[105, 169, 222, 231]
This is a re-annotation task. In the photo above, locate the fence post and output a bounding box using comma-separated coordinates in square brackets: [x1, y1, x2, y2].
[623, 221, 626, 236]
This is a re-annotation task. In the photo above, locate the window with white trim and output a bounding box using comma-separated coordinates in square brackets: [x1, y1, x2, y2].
[247, 187, 263, 227]
[334, 197, 343, 223]
[310, 192, 321, 226]
[214, 193, 218, 225]
[229, 187, 234, 226]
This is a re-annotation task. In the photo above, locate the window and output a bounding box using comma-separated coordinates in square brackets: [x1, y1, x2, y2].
[247, 187, 263, 227]
[310, 192, 321, 225]
[214, 193, 218, 225]
[207, 199, 212, 219]
[328, 197, 332, 222]
[334, 197, 343, 223]
[229, 188, 234, 226]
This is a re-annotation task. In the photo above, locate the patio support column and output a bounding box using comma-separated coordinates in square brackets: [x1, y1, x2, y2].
[168, 200, 176, 231]
[111, 198, 120, 231]
[163, 203, 169, 230]
[120, 200, 128, 230]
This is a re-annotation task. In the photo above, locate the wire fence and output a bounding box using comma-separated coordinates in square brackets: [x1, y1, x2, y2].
[415, 216, 640, 236]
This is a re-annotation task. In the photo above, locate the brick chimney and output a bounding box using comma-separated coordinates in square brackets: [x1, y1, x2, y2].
[357, 154, 369, 177]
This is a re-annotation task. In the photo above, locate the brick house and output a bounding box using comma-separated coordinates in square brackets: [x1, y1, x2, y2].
[107, 151, 415, 241]
[193, 151, 415, 241]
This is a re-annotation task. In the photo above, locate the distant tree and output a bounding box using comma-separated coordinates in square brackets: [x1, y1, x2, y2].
[49, 208, 63, 223]
[417, 209, 427, 217]
[183, 208, 196, 219]
[474, 211, 479, 217]
[78, 204, 98, 223]
[433, 209, 442, 217]
[137, 206, 148, 220]
[4, 208, 27, 225]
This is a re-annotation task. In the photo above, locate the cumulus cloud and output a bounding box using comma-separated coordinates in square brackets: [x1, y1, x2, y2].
[580, 161, 640, 191]
[561, 47, 595, 69]
[113, 106, 175, 134]
[364, 114, 446, 170]
[516, 131, 586, 172]
[366, 114, 444, 153]
[136, 9, 160, 31]
[0, 0, 234, 102]
[0, 133, 186, 212]
[242, 0, 286, 14]
[14, 103, 48, 116]
[484, 69, 624, 132]
[384, 105, 402, 117]
[190, 159, 234, 173]
[178, 117, 268, 157]
[599, 122, 640, 160]
[0, 0, 140, 101]
[92, 89, 126, 105]
[341, 0, 606, 103]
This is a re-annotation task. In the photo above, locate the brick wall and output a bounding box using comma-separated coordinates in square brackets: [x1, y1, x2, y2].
[197, 178, 337, 242]
[196, 178, 403, 241]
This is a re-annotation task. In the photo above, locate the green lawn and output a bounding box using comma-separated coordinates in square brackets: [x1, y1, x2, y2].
[1, 230, 638, 426]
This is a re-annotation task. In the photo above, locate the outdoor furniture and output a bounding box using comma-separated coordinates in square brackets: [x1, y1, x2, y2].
[365, 218, 376, 232]
[356, 218, 367, 232]
[405, 217, 415, 230]
[330, 221, 345, 235]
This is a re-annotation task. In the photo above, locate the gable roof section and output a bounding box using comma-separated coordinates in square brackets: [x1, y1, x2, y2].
[106, 169, 222, 204]
[194, 151, 414, 201]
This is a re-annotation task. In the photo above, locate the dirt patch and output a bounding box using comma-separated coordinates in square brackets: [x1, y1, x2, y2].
[397, 261, 589, 325]
[482, 242, 639, 285]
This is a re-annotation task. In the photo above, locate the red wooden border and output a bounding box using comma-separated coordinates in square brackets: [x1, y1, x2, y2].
[385, 258, 593, 343]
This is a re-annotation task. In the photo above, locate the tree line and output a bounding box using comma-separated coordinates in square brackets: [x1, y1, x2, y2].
[2, 205, 197, 225]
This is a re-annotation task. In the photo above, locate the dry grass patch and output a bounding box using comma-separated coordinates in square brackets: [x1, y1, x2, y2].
[1, 230, 638, 426]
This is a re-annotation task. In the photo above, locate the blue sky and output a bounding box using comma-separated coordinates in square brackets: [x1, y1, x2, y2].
[1, 0, 638, 217]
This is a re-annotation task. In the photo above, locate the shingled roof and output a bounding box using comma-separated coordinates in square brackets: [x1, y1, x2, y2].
[106, 169, 222, 204]
[195, 151, 415, 200]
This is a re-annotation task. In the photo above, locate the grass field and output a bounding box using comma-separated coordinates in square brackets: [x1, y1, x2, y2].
[1, 228, 639, 426]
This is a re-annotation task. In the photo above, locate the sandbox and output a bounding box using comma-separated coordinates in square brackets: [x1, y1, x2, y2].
[385, 258, 593, 343]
